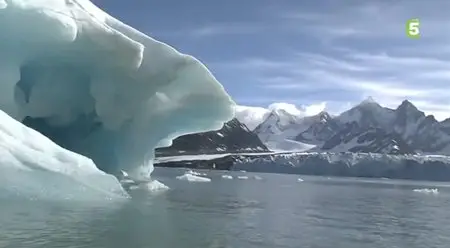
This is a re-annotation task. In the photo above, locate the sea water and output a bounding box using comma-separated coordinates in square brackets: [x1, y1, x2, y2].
[1, 167, 450, 248]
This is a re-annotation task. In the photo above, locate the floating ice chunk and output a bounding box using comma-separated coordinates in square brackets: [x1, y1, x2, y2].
[297, 178, 304, 182]
[237, 176, 249, 180]
[176, 173, 211, 182]
[221, 175, 233, 179]
[186, 170, 207, 176]
[128, 180, 169, 192]
[253, 175, 263, 180]
[413, 188, 439, 195]
[145, 180, 170, 191]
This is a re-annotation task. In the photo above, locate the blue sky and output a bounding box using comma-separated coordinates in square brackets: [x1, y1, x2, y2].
[93, 0, 450, 121]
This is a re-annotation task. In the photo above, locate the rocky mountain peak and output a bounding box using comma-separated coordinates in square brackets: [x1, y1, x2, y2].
[359, 96, 378, 106]
[316, 111, 331, 122]
[396, 100, 421, 114]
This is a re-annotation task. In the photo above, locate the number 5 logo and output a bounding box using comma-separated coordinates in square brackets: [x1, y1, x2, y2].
[406, 18, 420, 38]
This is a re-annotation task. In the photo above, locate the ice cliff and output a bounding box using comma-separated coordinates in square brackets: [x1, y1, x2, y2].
[0, 0, 235, 181]
[232, 152, 450, 181]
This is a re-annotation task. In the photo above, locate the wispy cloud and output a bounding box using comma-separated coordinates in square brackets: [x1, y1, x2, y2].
[235, 102, 327, 130]
[189, 23, 264, 37]
[213, 58, 291, 70]
[295, 53, 370, 72]
[156, 22, 265, 39]
[234, 105, 269, 130]
[345, 52, 450, 69]
[267, 102, 327, 116]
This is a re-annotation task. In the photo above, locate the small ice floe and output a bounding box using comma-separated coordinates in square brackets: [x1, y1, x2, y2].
[297, 178, 304, 182]
[239, 170, 247, 173]
[237, 176, 249, 180]
[221, 175, 233, 179]
[145, 180, 170, 191]
[122, 178, 169, 192]
[253, 175, 263, 180]
[177, 173, 211, 182]
[186, 170, 207, 176]
[413, 188, 439, 195]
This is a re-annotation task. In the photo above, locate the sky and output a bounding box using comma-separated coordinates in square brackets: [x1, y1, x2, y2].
[93, 0, 450, 121]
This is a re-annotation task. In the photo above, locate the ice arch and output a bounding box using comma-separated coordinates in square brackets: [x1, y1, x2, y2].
[0, 0, 235, 179]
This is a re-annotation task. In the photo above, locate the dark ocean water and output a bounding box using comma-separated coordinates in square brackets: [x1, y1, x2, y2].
[1, 167, 450, 248]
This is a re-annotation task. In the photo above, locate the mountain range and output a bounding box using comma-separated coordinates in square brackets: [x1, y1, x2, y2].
[252, 98, 450, 155]
[157, 98, 450, 156]
[155, 118, 269, 156]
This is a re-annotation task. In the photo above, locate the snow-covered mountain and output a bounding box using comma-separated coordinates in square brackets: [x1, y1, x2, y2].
[320, 124, 414, 154]
[253, 98, 450, 155]
[156, 118, 269, 156]
[295, 111, 340, 145]
[252, 108, 315, 151]
[253, 107, 341, 151]
[335, 97, 396, 129]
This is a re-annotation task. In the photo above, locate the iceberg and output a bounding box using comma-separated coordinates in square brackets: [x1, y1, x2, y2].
[0, 109, 127, 200]
[0, 0, 235, 187]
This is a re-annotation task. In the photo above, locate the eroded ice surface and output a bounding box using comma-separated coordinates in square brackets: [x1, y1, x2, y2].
[0, 109, 127, 200]
[0, 0, 235, 182]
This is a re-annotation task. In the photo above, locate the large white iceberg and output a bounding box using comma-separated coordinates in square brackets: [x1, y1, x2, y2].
[0, 0, 235, 186]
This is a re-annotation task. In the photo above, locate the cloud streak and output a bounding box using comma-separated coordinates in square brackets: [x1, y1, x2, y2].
[156, 22, 266, 39]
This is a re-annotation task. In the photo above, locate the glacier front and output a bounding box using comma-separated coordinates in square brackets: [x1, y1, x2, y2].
[0, 0, 235, 181]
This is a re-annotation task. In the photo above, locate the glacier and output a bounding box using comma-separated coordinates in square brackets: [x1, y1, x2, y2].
[0, 0, 235, 196]
[155, 152, 450, 182]
[232, 152, 450, 181]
